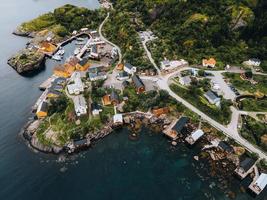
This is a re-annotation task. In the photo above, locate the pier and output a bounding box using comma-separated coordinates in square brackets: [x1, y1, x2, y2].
[249, 170, 267, 195]
[33, 90, 48, 111]
[76, 37, 93, 60]
[39, 76, 56, 90]
[163, 118, 179, 140]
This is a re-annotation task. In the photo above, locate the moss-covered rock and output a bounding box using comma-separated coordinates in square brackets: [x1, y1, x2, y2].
[7, 49, 45, 74]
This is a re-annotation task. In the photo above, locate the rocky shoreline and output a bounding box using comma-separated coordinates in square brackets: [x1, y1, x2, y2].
[21, 112, 170, 155]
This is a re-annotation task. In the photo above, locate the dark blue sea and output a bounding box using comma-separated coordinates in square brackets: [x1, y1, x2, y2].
[0, 1, 266, 199]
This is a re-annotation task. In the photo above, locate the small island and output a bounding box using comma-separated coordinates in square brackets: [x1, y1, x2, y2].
[10, 1, 267, 197]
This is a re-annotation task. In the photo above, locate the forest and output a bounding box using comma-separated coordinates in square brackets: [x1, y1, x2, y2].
[107, 0, 267, 69]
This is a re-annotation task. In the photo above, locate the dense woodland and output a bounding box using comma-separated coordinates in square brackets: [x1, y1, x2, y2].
[107, 0, 267, 69]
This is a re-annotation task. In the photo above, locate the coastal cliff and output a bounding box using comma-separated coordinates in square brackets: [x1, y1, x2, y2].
[7, 49, 45, 74]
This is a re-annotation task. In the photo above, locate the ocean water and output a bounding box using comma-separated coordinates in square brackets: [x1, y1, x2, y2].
[0, 1, 266, 200]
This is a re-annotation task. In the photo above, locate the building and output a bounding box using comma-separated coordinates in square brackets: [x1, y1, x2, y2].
[116, 63, 124, 71]
[218, 141, 234, 153]
[90, 44, 99, 59]
[179, 76, 192, 86]
[76, 58, 90, 71]
[38, 41, 56, 53]
[202, 58, 216, 68]
[51, 84, 64, 92]
[152, 107, 169, 117]
[91, 103, 103, 116]
[235, 158, 255, 178]
[67, 72, 84, 95]
[88, 72, 107, 81]
[73, 95, 87, 116]
[124, 63, 137, 75]
[36, 101, 48, 119]
[249, 173, 267, 195]
[245, 58, 261, 67]
[166, 117, 189, 140]
[116, 71, 129, 81]
[160, 59, 188, 71]
[132, 74, 145, 94]
[53, 64, 70, 78]
[47, 88, 61, 98]
[113, 114, 123, 125]
[73, 138, 90, 149]
[67, 56, 80, 67]
[204, 90, 221, 106]
[185, 129, 204, 145]
[102, 90, 120, 106]
[53, 77, 66, 86]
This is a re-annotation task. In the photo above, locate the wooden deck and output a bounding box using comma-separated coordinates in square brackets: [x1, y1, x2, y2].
[163, 119, 179, 140]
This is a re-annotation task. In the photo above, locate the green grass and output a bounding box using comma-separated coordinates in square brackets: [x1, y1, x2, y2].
[170, 83, 232, 125]
[240, 98, 267, 111]
[240, 115, 267, 153]
[223, 72, 267, 95]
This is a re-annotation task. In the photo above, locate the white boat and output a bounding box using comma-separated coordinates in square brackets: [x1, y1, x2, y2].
[76, 37, 85, 41]
[52, 55, 62, 61]
[74, 48, 80, 55]
[57, 49, 65, 56]
[75, 41, 86, 45]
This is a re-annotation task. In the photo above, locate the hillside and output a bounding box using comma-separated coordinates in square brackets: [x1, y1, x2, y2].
[107, 0, 266, 69]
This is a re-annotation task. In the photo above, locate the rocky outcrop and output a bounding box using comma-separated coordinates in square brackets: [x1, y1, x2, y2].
[7, 49, 45, 74]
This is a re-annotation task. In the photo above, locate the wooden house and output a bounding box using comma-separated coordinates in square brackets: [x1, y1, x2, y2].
[132, 74, 145, 94]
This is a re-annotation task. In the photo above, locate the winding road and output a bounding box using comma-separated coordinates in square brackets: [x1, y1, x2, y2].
[141, 40, 267, 160]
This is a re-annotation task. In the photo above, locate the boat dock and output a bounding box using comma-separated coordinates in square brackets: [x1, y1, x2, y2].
[39, 76, 56, 90]
[76, 37, 93, 60]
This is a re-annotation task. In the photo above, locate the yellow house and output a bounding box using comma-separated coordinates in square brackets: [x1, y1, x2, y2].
[76, 58, 90, 71]
[36, 101, 48, 119]
[53, 63, 75, 78]
[38, 41, 57, 53]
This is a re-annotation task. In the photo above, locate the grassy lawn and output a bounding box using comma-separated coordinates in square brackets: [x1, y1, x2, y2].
[240, 115, 267, 153]
[240, 98, 267, 111]
[223, 72, 267, 95]
[170, 83, 232, 125]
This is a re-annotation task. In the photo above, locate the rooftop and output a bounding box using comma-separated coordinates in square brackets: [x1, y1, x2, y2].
[172, 116, 189, 133]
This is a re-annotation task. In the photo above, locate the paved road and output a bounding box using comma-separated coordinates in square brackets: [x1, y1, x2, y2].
[142, 43, 267, 159]
[99, 12, 122, 64]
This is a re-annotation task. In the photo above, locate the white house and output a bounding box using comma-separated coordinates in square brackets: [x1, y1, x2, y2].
[185, 129, 204, 145]
[245, 58, 261, 67]
[179, 76, 192, 86]
[250, 173, 267, 195]
[113, 114, 123, 125]
[73, 95, 87, 116]
[67, 72, 84, 95]
[160, 59, 188, 71]
[124, 63, 137, 75]
[204, 90, 221, 107]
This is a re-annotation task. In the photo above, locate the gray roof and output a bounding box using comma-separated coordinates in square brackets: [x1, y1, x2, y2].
[91, 45, 97, 53]
[40, 101, 48, 112]
[205, 90, 219, 101]
[132, 74, 145, 89]
[172, 117, 189, 133]
[78, 57, 89, 66]
[118, 71, 129, 77]
[240, 158, 255, 172]
[110, 90, 119, 102]
[53, 77, 66, 85]
[73, 139, 88, 146]
[218, 141, 234, 153]
[125, 63, 134, 70]
[48, 88, 62, 96]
